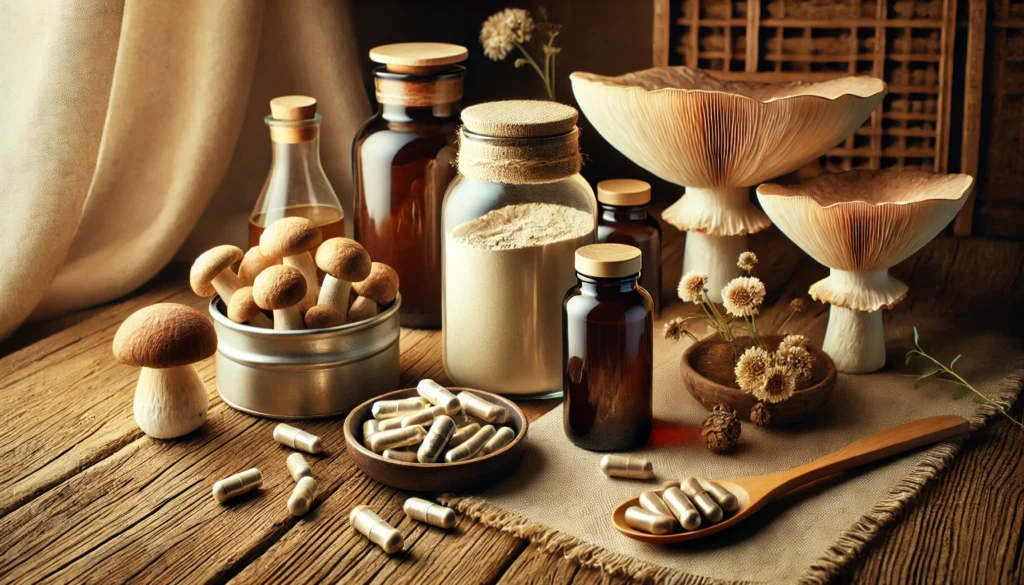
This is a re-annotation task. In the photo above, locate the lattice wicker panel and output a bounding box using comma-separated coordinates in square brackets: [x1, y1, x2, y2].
[670, 0, 956, 173]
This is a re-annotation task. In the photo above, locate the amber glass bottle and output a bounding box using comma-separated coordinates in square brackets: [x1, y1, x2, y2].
[563, 244, 653, 451]
[596, 179, 662, 313]
[353, 43, 467, 329]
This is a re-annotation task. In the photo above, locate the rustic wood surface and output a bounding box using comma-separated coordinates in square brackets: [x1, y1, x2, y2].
[0, 228, 1022, 585]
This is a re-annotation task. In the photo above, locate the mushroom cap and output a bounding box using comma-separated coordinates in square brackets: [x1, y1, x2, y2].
[315, 238, 372, 281]
[113, 303, 217, 368]
[571, 67, 885, 232]
[351, 262, 399, 305]
[757, 169, 973, 310]
[190, 245, 244, 296]
[238, 247, 280, 286]
[258, 217, 323, 258]
[252, 265, 308, 311]
[227, 286, 265, 323]
[304, 304, 347, 329]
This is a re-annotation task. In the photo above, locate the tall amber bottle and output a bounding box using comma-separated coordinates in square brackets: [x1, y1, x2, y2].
[596, 179, 662, 312]
[353, 43, 466, 329]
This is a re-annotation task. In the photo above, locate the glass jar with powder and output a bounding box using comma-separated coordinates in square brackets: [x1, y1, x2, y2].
[442, 100, 597, 397]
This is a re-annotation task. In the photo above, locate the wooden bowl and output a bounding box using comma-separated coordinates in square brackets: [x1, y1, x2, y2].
[680, 335, 837, 425]
[343, 388, 528, 492]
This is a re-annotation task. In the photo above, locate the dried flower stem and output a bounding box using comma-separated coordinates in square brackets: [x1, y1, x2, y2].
[513, 43, 553, 99]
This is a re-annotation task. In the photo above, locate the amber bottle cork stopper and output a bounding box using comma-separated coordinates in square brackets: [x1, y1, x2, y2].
[369, 42, 468, 74]
[270, 95, 317, 121]
[597, 179, 652, 207]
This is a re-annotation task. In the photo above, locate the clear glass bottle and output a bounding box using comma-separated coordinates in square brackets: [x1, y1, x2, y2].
[596, 179, 662, 313]
[442, 100, 597, 397]
[563, 244, 653, 451]
[353, 43, 467, 329]
[249, 96, 345, 248]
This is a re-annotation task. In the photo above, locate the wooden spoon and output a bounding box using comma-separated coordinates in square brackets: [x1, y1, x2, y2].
[612, 415, 970, 544]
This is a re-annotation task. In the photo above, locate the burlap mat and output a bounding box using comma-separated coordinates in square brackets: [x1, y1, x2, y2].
[441, 317, 1023, 584]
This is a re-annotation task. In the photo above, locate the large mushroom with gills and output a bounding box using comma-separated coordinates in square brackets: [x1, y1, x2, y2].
[756, 169, 973, 374]
[570, 67, 886, 301]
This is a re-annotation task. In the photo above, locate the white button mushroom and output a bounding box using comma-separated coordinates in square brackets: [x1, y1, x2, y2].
[304, 304, 347, 329]
[238, 246, 280, 286]
[258, 217, 323, 314]
[348, 262, 399, 322]
[253, 265, 308, 330]
[190, 245, 245, 305]
[226, 286, 274, 328]
[757, 170, 973, 373]
[113, 303, 217, 439]
[315, 237, 371, 316]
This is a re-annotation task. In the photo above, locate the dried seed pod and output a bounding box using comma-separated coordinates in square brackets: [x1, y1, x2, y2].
[701, 404, 740, 453]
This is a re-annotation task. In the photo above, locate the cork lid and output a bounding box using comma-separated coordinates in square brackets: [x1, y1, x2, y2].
[597, 179, 652, 206]
[370, 42, 468, 74]
[575, 243, 642, 278]
[462, 100, 579, 138]
[269, 96, 317, 121]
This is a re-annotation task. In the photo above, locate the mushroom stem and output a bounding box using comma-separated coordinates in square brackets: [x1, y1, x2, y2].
[683, 231, 747, 303]
[249, 313, 274, 328]
[273, 307, 305, 330]
[319, 276, 352, 312]
[134, 365, 208, 439]
[284, 252, 320, 313]
[823, 306, 886, 374]
[211, 272, 244, 305]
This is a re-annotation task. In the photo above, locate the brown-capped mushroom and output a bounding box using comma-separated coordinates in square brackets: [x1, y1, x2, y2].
[348, 296, 380, 322]
[304, 304, 347, 329]
[227, 286, 273, 328]
[113, 303, 217, 439]
[238, 246, 280, 286]
[253, 264, 308, 330]
[190, 245, 245, 304]
[315, 237, 371, 314]
[258, 217, 322, 313]
[352, 262, 399, 306]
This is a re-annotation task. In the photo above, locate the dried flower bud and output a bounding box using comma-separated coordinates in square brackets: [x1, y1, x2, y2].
[735, 346, 771, 393]
[678, 272, 708, 304]
[737, 251, 758, 274]
[721, 276, 766, 318]
[778, 334, 810, 353]
[750, 402, 772, 427]
[702, 404, 741, 453]
[480, 8, 536, 61]
[789, 298, 807, 313]
[755, 366, 797, 404]
[663, 317, 687, 341]
[777, 344, 813, 380]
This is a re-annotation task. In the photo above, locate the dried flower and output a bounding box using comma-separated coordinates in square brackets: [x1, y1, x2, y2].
[735, 346, 771, 393]
[778, 334, 810, 353]
[721, 276, 766, 318]
[749, 402, 772, 427]
[789, 298, 807, 313]
[737, 251, 758, 274]
[777, 344, 814, 380]
[678, 272, 708, 304]
[701, 404, 741, 453]
[663, 317, 686, 341]
[754, 366, 797, 404]
[480, 8, 535, 61]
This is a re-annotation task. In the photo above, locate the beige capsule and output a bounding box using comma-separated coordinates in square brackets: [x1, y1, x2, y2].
[368, 425, 427, 454]
[681, 477, 723, 523]
[371, 397, 427, 420]
[456, 391, 508, 424]
[418, 416, 457, 463]
[286, 452, 312, 481]
[377, 416, 406, 432]
[599, 455, 653, 479]
[662, 487, 702, 531]
[350, 505, 404, 554]
[448, 422, 480, 449]
[212, 468, 263, 504]
[699, 479, 739, 513]
[416, 379, 461, 414]
[287, 476, 318, 516]
[479, 426, 516, 456]
[382, 448, 419, 462]
[362, 419, 381, 448]
[624, 506, 676, 535]
[661, 479, 681, 490]
[403, 497, 456, 529]
[444, 424, 496, 463]
[401, 404, 448, 428]
[638, 490, 674, 520]
[273, 423, 323, 454]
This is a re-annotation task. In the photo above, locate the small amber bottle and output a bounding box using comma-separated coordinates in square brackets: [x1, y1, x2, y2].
[596, 179, 662, 312]
[563, 243, 653, 451]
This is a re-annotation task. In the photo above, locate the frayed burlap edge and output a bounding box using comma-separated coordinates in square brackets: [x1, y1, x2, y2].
[439, 369, 1024, 585]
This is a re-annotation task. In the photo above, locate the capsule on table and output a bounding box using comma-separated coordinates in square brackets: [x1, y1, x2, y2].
[350, 505, 404, 554]
[624, 506, 676, 535]
[368, 425, 427, 454]
[638, 490, 674, 520]
[286, 452, 312, 481]
[448, 422, 480, 449]
[403, 497, 456, 529]
[401, 404, 448, 428]
[699, 479, 739, 513]
[372, 397, 427, 420]
[662, 487, 702, 531]
[444, 425, 496, 463]
[681, 477, 723, 523]
[418, 416, 457, 463]
[382, 448, 419, 462]
[599, 455, 653, 479]
[456, 391, 508, 424]
[273, 423, 323, 454]
[479, 426, 515, 456]
[287, 476, 318, 516]
[416, 379, 461, 414]
[212, 468, 263, 504]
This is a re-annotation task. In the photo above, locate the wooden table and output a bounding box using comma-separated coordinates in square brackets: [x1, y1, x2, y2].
[1, 233, 1022, 584]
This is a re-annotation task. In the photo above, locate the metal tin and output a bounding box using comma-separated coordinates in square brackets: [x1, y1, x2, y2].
[210, 295, 402, 419]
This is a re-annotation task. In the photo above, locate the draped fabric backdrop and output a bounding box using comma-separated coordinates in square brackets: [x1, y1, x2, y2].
[0, 0, 369, 341]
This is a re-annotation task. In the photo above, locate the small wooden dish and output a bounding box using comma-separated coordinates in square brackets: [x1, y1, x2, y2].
[680, 335, 837, 425]
[343, 388, 528, 492]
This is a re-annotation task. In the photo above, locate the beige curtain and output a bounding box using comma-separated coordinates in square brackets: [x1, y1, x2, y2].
[0, 0, 370, 341]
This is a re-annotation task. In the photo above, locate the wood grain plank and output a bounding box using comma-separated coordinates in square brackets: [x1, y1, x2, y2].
[497, 543, 579, 585]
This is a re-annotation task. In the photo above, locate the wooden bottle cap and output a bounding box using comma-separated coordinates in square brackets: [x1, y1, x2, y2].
[575, 244, 642, 278]
[461, 100, 578, 138]
[369, 43, 468, 74]
[597, 179, 652, 206]
[270, 96, 317, 121]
